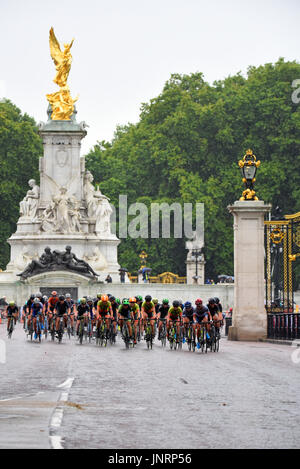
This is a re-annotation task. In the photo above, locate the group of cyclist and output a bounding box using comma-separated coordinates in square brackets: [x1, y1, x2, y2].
[3, 292, 224, 347]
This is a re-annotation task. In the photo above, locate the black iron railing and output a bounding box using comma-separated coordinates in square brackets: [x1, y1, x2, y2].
[267, 313, 300, 340]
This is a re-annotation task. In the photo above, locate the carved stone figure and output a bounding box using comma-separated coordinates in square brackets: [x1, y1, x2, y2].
[17, 246, 97, 279]
[83, 247, 107, 271]
[17, 247, 54, 278]
[19, 179, 40, 219]
[39, 175, 82, 234]
[84, 172, 112, 235]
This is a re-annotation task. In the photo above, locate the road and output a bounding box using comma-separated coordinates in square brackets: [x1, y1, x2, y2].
[0, 322, 300, 449]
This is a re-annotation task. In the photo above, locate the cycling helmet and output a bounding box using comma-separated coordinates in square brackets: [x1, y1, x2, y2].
[173, 300, 180, 308]
[162, 299, 169, 305]
[116, 298, 121, 305]
[136, 295, 143, 302]
[97, 293, 102, 298]
[153, 298, 158, 304]
[65, 293, 71, 298]
[87, 296, 93, 302]
[195, 299, 203, 306]
[214, 297, 220, 304]
[59, 295, 65, 301]
[129, 297, 136, 303]
[208, 298, 216, 304]
[34, 298, 40, 304]
[80, 298, 86, 304]
[109, 296, 115, 302]
[51, 291, 57, 296]
[145, 295, 152, 302]
[9, 301, 15, 306]
[122, 299, 130, 305]
[36, 292, 42, 298]
[43, 295, 48, 301]
[184, 301, 192, 308]
[30, 294, 35, 300]
[101, 295, 109, 302]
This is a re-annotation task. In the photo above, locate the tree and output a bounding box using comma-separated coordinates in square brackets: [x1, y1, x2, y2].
[0, 100, 42, 268]
[86, 60, 300, 281]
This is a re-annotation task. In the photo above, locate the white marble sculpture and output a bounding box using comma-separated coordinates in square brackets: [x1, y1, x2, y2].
[19, 179, 40, 219]
[84, 171, 112, 236]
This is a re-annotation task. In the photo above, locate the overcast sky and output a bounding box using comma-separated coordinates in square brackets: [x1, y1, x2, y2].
[1, 0, 299, 153]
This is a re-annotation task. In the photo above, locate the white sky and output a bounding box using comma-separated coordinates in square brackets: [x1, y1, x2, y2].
[0, 0, 300, 154]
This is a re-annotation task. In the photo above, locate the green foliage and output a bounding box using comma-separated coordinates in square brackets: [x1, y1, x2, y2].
[0, 100, 42, 268]
[86, 60, 300, 279]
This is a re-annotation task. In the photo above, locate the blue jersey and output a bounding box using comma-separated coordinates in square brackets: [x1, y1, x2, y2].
[182, 307, 195, 318]
[31, 302, 43, 317]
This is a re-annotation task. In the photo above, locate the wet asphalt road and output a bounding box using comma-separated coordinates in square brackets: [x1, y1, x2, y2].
[0, 322, 300, 449]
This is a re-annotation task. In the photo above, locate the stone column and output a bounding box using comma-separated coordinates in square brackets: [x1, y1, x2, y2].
[227, 201, 271, 341]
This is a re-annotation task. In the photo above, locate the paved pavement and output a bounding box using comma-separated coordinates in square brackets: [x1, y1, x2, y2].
[0, 322, 300, 449]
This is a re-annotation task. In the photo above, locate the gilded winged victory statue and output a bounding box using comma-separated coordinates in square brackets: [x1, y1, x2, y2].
[46, 27, 77, 120]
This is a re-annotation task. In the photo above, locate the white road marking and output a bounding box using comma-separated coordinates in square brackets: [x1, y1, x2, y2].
[0, 392, 45, 402]
[49, 377, 75, 449]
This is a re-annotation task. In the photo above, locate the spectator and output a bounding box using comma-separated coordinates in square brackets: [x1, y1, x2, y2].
[105, 274, 112, 284]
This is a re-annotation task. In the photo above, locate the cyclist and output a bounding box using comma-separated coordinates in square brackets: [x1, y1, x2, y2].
[118, 299, 133, 342]
[30, 298, 44, 340]
[182, 301, 194, 340]
[193, 299, 209, 345]
[97, 295, 113, 332]
[48, 291, 59, 331]
[65, 293, 76, 334]
[153, 298, 160, 315]
[94, 293, 102, 310]
[167, 300, 182, 343]
[85, 297, 95, 337]
[54, 295, 70, 335]
[207, 298, 222, 336]
[6, 301, 18, 333]
[76, 298, 90, 335]
[109, 296, 119, 337]
[129, 297, 140, 344]
[157, 299, 170, 340]
[141, 295, 156, 338]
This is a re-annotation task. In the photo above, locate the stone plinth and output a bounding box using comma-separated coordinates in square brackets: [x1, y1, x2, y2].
[5, 112, 120, 282]
[227, 201, 271, 341]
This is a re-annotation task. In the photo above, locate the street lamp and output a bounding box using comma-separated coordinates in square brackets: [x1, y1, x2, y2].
[238, 149, 260, 201]
[191, 249, 202, 282]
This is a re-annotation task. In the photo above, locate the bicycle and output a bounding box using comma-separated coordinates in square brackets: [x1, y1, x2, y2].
[185, 321, 195, 352]
[66, 315, 72, 340]
[158, 318, 167, 348]
[36, 315, 42, 343]
[56, 316, 65, 343]
[96, 316, 109, 347]
[78, 317, 85, 345]
[121, 319, 133, 349]
[7, 317, 14, 339]
[27, 316, 34, 341]
[168, 320, 182, 350]
[205, 321, 215, 353]
[44, 315, 48, 340]
[144, 318, 155, 350]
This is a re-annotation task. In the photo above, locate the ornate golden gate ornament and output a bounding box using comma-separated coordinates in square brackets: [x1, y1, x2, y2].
[265, 211, 300, 313]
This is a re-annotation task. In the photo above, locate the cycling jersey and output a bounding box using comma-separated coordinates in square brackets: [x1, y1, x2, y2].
[66, 299, 75, 313]
[48, 296, 59, 311]
[97, 300, 111, 315]
[87, 303, 94, 319]
[111, 302, 119, 320]
[131, 303, 140, 320]
[55, 301, 69, 316]
[182, 307, 194, 319]
[207, 304, 219, 317]
[77, 304, 89, 319]
[142, 301, 155, 318]
[168, 307, 182, 319]
[158, 305, 169, 319]
[194, 306, 209, 323]
[118, 305, 132, 319]
[6, 306, 18, 317]
[31, 302, 43, 317]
